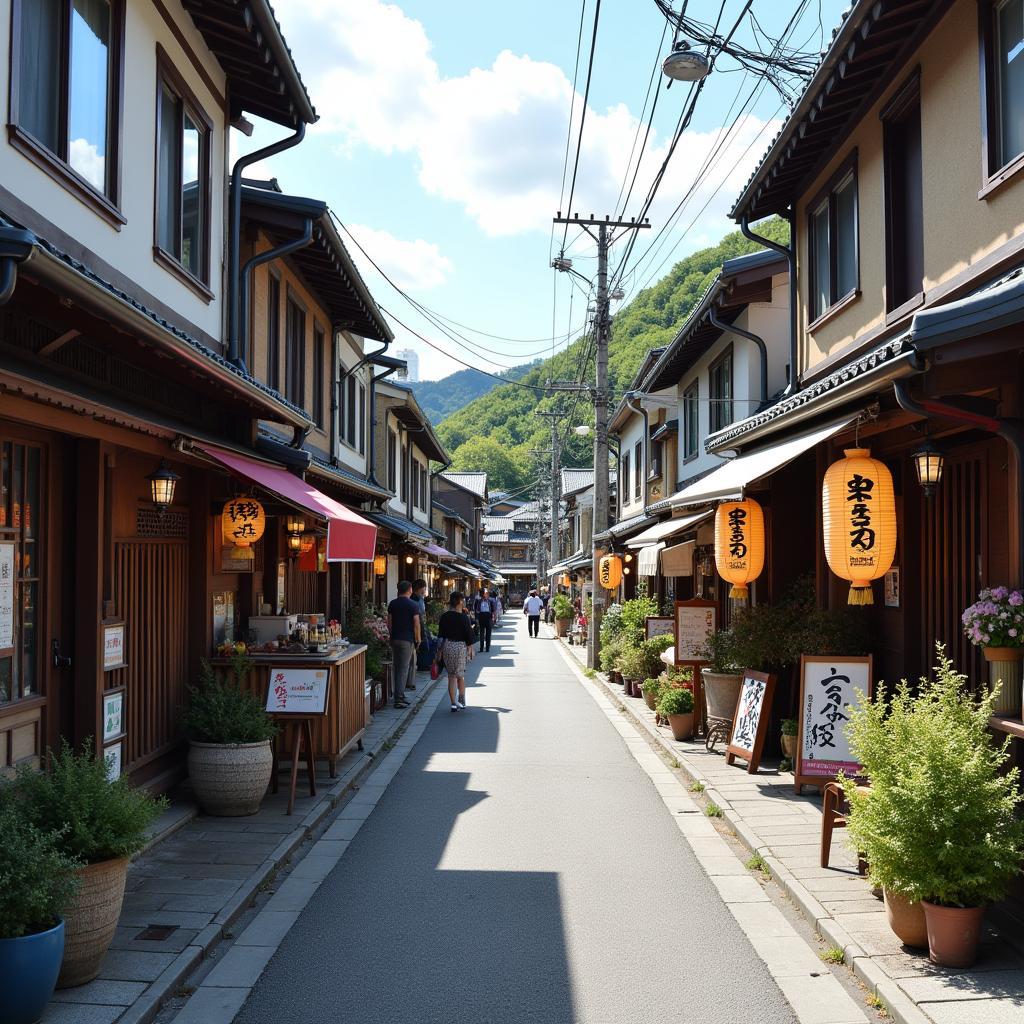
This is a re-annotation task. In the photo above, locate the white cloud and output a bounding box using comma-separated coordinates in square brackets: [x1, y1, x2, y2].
[344, 224, 452, 291]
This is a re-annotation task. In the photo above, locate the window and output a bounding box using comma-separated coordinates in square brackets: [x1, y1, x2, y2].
[709, 350, 733, 434]
[807, 155, 858, 323]
[882, 73, 923, 314]
[312, 325, 325, 428]
[982, 0, 1024, 185]
[267, 272, 281, 391]
[155, 48, 212, 290]
[358, 383, 366, 454]
[387, 431, 397, 492]
[683, 382, 699, 461]
[634, 440, 642, 499]
[285, 297, 306, 409]
[649, 438, 662, 479]
[620, 452, 630, 504]
[401, 444, 408, 501]
[9, 0, 123, 221]
[344, 378, 357, 447]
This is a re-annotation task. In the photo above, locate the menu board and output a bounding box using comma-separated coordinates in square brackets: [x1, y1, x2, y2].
[103, 620, 126, 671]
[795, 656, 872, 794]
[725, 670, 776, 774]
[674, 599, 716, 664]
[265, 667, 330, 716]
[0, 542, 13, 650]
[645, 616, 675, 639]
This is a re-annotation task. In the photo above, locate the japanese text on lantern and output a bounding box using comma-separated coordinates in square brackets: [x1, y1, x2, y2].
[728, 506, 747, 560]
[847, 472, 875, 558]
[225, 500, 262, 543]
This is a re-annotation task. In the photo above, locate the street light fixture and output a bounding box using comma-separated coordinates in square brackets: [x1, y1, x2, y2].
[147, 460, 180, 512]
[662, 40, 711, 82]
[912, 440, 944, 498]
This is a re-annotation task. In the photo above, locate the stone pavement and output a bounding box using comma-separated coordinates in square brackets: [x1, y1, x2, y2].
[560, 640, 1024, 1024]
[43, 676, 440, 1024]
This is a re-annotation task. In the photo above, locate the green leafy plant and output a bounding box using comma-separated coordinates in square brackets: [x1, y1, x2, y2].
[552, 593, 574, 620]
[704, 801, 723, 818]
[779, 757, 793, 772]
[781, 718, 798, 737]
[658, 687, 694, 717]
[0, 803, 80, 938]
[599, 603, 624, 649]
[700, 628, 740, 673]
[583, 667, 597, 680]
[619, 595, 659, 648]
[665, 665, 693, 685]
[746, 853, 770, 876]
[617, 644, 648, 682]
[842, 646, 1024, 907]
[642, 677, 664, 707]
[639, 634, 675, 678]
[6, 739, 166, 863]
[689, 781, 705, 794]
[182, 658, 277, 746]
[599, 635, 624, 674]
[819, 946, 845, 964]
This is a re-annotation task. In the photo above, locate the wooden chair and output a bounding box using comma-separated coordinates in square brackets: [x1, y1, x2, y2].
[821, 781, 870, 874]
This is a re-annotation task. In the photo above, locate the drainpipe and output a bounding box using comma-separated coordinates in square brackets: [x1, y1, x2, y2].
[894, 379, 1024, 583]
[709, 304, 768, 407]
[624, 392, 650, 518]
[227, 124, 306, 368]
[741, 212, 797, 396]
[0, 224, 37, 306]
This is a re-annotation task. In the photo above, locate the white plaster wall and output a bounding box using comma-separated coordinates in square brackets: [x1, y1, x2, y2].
[617, 413, 646, 518]
[0, 0, 227, 340]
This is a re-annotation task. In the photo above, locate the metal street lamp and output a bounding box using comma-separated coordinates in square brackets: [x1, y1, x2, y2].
[662, 40, 711, 82]
[147, 460, 180, 512]
[912, 440, 944, 498]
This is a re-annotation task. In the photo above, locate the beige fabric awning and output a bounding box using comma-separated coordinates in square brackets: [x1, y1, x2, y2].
[661, 540, 695, 577]
[637, 544, 663, 576]
[626, 509, 713, 548]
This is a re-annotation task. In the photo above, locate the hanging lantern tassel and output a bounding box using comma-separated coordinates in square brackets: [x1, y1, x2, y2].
[714, 499, 765, 603]
[822, 448, 897, 606]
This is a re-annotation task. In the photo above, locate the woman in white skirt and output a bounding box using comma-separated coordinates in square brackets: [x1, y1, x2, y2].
[436, 592, 475, 711]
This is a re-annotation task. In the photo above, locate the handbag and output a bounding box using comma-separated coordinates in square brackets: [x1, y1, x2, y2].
[430, 659, 441, 680]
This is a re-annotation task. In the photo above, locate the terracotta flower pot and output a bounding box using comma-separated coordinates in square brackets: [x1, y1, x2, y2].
[667, 712, 694, 742]
[555, 618, 570, 638]
[58, 857, 129, 988]
[922, 901, 986, 968]
[883, 888, 928, 949]
[780, 734, 796, 758]
[630, 680, 644, 698]
[188, 739, 273, 817]
[644, 689, 657, 712]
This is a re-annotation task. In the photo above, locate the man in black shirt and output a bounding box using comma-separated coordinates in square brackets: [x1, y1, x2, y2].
[387, 581, 421, 708]
[473, 588, 494, 653]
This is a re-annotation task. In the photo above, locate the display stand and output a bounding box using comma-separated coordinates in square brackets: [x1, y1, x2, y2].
[674, 599, 717, 737]
[271, 717, 318, 815]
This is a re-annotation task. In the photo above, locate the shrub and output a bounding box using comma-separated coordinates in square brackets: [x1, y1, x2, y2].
[599, 603, 624, 648]
[642, 677, 664, 706]
[781, 718, 798, 736]
[6, 739, 166, 863]
[599, 635, 624, 673]
[182, 657, 277, 746]
[618, 644, 648, 681]
[658, 687, 694, 717]
[842, 645, 1024, 906]
[701, 628, 740, 673]
[0, 803, 80, 938]
[619, 595, 659, 647]
[665, 665, 693, 685]
[552, 594, 574, 620]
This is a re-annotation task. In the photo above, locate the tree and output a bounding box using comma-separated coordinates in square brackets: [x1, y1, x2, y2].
[446, 435, 531, 492]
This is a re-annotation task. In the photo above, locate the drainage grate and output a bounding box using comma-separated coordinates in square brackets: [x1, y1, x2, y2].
[135, 925, 179, 942]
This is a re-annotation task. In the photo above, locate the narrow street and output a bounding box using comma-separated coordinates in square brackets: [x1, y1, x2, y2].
[230, 615, 797, 1024]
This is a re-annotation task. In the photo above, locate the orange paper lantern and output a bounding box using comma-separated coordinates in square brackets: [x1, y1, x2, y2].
[714, 498, 765, 600]
[559, 573, 571, 587]
[599, 554, 623, 590]
[221, 498, 265, 561]
[822, 448, 896, 605]
[373, 554, 387, 577]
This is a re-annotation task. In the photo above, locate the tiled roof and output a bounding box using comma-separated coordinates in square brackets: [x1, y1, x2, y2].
[440, 471, 488, 497]
[307, 457, 391, 500]
[560, 468, 594, 496]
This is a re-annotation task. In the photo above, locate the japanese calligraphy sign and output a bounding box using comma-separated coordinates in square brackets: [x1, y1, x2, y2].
[795, 655, 873, 794]
[264, 667, 330, 716]
[674, 599, 716, 664]
[102, 620, 126, 671]
[725, 669, 776, 774]
[0, 542, 13, 650]
[221, 498, 266, 559]
[713, 499, 765, 599]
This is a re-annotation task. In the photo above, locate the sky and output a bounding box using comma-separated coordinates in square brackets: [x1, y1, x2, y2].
[237, 0, 847, 381]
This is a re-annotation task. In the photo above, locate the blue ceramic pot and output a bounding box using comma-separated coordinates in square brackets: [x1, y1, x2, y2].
[0, 919, 65, 1024]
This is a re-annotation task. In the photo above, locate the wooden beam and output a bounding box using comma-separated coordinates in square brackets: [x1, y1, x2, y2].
[37, 328, 80, 358]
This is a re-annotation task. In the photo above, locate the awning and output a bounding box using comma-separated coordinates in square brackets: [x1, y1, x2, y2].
[626, 509, 713, 548]
[637, 545, 663, 577]
[196, 444, 377, 562]
[416, 541, 456, 560]
[668, 418, 854, 507]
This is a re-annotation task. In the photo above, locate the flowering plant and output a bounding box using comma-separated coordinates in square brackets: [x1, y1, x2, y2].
[962, 587, 1024, 648]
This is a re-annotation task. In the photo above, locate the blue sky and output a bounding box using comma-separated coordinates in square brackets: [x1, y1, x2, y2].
[241, 0, 847, 381]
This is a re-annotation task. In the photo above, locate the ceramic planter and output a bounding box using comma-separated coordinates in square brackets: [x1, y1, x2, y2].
[622, 677, 634, 694]
[644, 689, 658, 712]
[58, 858, 128, 988]
[982, 646, 1023, 717]
[188, 739, 273, 817]
[667, 712, 694, 742]
[0, 919, 65, 1022]
[780, 734, 796, 758]
[922, 901, 985, 967]
[883, 888, 928, 949]
[555, 618, 570, 638]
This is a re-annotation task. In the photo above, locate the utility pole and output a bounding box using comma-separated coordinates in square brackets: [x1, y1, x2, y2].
[539, 410, 561, 577]
[552, 213, 649, 669]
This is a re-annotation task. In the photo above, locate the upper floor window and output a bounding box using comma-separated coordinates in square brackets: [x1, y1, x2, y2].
[633, 440, 642, 499]
[982, 0, 1024, 184]
[808, 154, 858, 324]
[400, 444, 408, 501]
[312, 325, 325, 428]
[683, 382, 699, 461]
[358, 383, 366, 455]
[285, 297, 305, 409]
[339, 373, 362, 451]
[9, 0, 124, 224]
[155, 48, 212, 293]
[267, 272, 281, 391]
[387, 431, 397, 492]
[709, 350, 733, 435]
[620, 452, 630, 504]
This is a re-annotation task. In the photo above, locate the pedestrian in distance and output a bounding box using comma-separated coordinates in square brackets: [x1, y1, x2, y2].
[436, 591, 475, 711]
[540, 586, 552, 624]
[523, 589, 544, 638]
[387, 581, 421, 709]
[473, 587, 495, 652]
[411, 577, 433, 681]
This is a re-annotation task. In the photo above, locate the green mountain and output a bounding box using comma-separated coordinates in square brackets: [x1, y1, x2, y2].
[438, 219, 789, 493]
[410, 362, 540, 425]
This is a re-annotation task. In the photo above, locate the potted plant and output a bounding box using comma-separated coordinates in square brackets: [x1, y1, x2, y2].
[7, 740, 165, 988]
[962, 586, 1024, 716]
[658, 686, 695, 741]
[617, 645, 647, 696]
[599, 604, 625, 684]
[552, 593, 574, 638]
[0, 804, 80, 1023]
[642, 676, 663, 713]
[843, 647, 1024, 965]
[780, 718, 798, 759]
[183, 652, 277, 818]
[700, 627, 743, 727]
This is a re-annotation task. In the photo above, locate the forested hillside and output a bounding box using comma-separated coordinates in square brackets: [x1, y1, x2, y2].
[410, 362, 539, 424]
[438, 219, 788, 493]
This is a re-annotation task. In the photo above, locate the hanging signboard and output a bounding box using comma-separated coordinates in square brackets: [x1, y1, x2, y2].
[102, 619, 127, 671]
[795, 656, 873, 794]
[674, 599, 716, 664]
[265, 667, 330, 716]
[725, 669, 777, 774]
[645, 616, 675, 640]
[102, 688, 125, 743]
[0, 541, 14, 651]
[103, 740, 123, 781]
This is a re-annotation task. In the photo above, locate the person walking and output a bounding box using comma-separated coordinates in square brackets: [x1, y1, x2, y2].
[437, 591, 474, 711]
[523, 589, 543, 638]
[473, 587, 495, 653]
[540, 587, 552, 624]
[387, 581, 421, 709]
[411, 578, 432, 682]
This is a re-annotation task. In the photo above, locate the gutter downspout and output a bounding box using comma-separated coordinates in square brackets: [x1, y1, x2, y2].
[227, 123, 306, 368]
[709, 304, 768, 408]
[894, 378, 1024, 583]
[741, 213, 796, 396]
[0, 223, 37, 306]
[624, 392, 650, 519]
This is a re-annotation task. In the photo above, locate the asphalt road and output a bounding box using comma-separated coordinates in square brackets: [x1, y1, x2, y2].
[235, 615, 796, 1024]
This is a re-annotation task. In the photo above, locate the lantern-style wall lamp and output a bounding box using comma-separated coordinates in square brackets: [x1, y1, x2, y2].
[285, 513, 306, 535]
[405, 555, 415, 565]
[912, 440, 944, 498]
[147, 460, 180, 512]
[286, 532, 303, 558]
[373, 554, 387, 577]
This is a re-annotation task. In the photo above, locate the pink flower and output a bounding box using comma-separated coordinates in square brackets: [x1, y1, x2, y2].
[1011, 592, 1023, 607]
[1011, 628, 1019, 638]
[994, 586, 1009, 600]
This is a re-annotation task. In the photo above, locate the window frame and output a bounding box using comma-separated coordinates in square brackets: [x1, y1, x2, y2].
[386, 430, 397, 492]
[266, 269, 281, 392]
[311, 323, 325, 428]
[620, 451, 630, 505]
[806, 150, 860, 330]
[7, 0, 126, 227]
[633, 440, 642, 499]
[979, 0, 1024, 198]
[358, 382, 366, 455]
[683, 381, 699, 463]
[152, 44, 213, 300]
[708, 346, 734, 436]
[284, 290, 306, 410]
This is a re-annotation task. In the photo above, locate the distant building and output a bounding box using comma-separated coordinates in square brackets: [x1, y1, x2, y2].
[394, 348, 420, 382]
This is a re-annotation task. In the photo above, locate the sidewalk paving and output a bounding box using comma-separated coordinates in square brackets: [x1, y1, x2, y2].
[44, 677, 439, 1024]
[559, 640, 1024, 1024]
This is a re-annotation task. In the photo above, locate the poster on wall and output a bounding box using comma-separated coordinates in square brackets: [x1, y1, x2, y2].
[102, 689, 125, 742]
[725, 670, 777, 774]
[674, 599, 716, 664]
[645, 616, 675, 640]
[795, 656, 873, 794]
[884, 568, 900, 608]
[212, 592, 236, 647]
[0, 541, 14, 651]
[265, 667, 330, 716]
[102, 620, 127, 671]
[103, 741, 123, 781]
